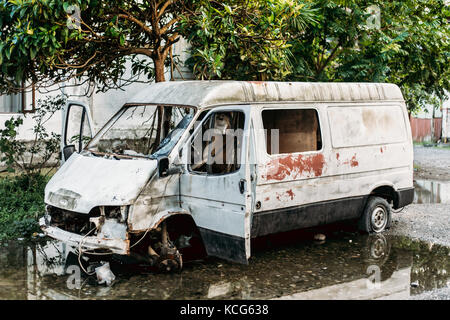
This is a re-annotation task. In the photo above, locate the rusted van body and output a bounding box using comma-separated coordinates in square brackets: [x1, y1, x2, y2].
[40, 81, 414, 268]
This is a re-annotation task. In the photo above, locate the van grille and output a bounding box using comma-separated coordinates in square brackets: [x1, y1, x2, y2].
[47, 206, 97, 235]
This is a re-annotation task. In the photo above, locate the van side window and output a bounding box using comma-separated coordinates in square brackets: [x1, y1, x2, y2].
[262, 109, 322, 154]
[190, 111, 245, 174]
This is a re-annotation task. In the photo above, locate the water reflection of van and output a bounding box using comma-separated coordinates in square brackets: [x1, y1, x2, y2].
[17, 234, 414, 300]
[40, 81, 415, 270]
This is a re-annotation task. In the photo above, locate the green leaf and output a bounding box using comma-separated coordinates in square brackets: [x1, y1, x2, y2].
[30, 47, 37, 59]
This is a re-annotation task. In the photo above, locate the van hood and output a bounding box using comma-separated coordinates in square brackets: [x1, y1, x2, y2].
[45, 152, 157, 213]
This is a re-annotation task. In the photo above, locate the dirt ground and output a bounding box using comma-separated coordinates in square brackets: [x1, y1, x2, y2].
[388, 145, 450, 299]
[413, 145, 450, 181]
[388, 145, 450, 246]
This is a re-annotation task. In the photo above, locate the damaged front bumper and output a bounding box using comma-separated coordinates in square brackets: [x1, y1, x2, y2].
[39, 215, 130, 255]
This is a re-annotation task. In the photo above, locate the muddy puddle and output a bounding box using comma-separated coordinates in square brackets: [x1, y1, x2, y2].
[1, 227, 449, 300]
[414, 179, 450, 204]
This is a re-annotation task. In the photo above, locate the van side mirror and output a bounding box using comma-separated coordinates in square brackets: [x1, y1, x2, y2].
[158, 157, 170, 177]
[63, 145, 76, 161]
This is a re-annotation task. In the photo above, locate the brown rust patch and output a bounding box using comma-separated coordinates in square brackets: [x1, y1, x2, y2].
[350, 155, 359, 167]
[264, 153, 326, 181]
[342, 154, 359, 167]
[286, 189, 295, 200]
[264, 197, 270, 201]
[336, 153, 340, 160]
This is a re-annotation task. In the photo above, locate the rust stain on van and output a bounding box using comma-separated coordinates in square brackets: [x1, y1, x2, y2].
[342, 154, 359, 167]
[264, 154, 325, 181]
[350, 155, 358, 167]
[336, 153, 340, 160]
[286, 189, 295, 200]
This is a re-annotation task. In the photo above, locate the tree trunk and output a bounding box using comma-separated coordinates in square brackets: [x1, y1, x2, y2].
[154, 56, 166, 83]
[153, 55, 172, 151]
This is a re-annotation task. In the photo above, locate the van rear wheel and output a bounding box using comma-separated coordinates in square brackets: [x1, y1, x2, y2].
[358, 196, 391, 234]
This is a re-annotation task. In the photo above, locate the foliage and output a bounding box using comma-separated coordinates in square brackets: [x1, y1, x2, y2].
[0, 95, 64, 176]
[180, 0, 318, 80]
[0, 0, 192, 94]
[288, 0, 450, 113]
[0, 174, 48, 240]
[183, 0, 449, 113]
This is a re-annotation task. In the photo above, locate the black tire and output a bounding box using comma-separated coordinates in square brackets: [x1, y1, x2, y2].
[358, 196, 391, 234]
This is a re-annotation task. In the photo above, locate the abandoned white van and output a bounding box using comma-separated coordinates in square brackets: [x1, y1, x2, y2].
[40, 81, 414, 271]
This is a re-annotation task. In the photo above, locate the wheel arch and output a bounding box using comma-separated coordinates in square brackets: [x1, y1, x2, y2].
[369, 184, 399, 208]
[156, 212, 207, 257]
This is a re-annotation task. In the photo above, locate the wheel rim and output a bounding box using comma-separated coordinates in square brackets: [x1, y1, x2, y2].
[370, 237, 387, 259]
[371, 206, 387, 232]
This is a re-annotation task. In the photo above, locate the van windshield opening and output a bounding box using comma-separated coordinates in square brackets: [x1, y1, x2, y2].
[86, 105, 195, 159]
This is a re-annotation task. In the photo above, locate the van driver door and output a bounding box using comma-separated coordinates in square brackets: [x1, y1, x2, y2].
[179, 106, 252, 264]
[61, 100, 94, 163]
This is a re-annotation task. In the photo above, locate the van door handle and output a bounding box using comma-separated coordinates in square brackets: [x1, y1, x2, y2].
[239, 179, 246, 194]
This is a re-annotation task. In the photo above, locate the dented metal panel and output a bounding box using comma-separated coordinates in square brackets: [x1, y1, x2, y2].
[39, 217, 129, 255]
[44, 152, 157, 213]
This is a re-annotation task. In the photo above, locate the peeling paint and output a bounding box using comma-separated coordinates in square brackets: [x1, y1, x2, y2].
[286, 189, 295, 200]
[263, 153, 326, 181]
[350, 155, 359, 167]
[342, 154, 359, 168]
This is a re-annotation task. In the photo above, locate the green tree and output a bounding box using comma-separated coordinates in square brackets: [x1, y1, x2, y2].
[0, 0, 192, 90]
[180, 0, 318, 80]
[0, 0, 194, 141]
[288, 0, 450, 113]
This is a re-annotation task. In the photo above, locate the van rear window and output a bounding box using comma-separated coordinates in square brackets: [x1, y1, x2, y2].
[327, 105, 407, 148]
[262, 109, 322, 154]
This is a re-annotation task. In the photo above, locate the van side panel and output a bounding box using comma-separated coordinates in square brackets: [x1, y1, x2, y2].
[251, 102, 413, 237]
[251, 196, 368, 237]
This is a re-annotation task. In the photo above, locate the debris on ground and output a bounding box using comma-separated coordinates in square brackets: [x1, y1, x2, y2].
[95, 262, 116, 286]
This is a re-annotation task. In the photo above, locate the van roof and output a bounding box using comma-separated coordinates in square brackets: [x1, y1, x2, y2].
[125, 81, 404, 109]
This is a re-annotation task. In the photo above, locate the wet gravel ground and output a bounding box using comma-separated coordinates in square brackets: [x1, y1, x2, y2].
[389, 145, 450, 247]
[388, 204, 450, 248]
[2, 233, 450, 300]
[413, 145, 450, 181]
[411, 286, 450, 300]
[388, 145, 450, 300]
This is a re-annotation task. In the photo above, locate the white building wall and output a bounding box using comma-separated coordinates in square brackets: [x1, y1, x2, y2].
[442, 93, 450, 141]
[0, 40, 193, 169]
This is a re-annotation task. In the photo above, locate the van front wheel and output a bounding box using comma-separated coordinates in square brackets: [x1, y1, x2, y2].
[358, 197, 391, 234]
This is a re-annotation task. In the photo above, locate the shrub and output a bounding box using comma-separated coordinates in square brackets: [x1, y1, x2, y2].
[0, 174, 49, 240]
[0, 95, 65, 176]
